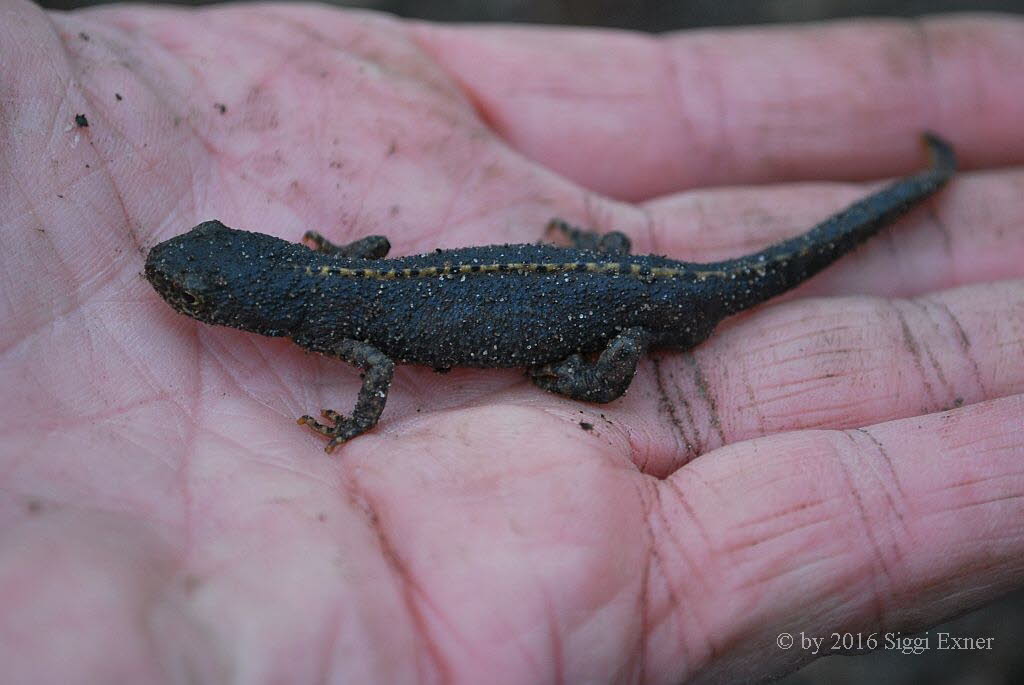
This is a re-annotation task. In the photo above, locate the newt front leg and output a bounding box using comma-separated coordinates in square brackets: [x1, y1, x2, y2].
[298, 339, 395, 452]
[302, 231, 392, 259]
[545, 218, 632, 255]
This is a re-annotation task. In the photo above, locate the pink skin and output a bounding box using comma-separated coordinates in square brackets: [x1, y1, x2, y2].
[1, 3, 1023, 682]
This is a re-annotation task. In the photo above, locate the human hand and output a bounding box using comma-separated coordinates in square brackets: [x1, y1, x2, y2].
[1, 3, 1022, 681]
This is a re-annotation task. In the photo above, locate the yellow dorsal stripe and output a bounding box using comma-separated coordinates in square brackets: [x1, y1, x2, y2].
[301, 262, 740, 280]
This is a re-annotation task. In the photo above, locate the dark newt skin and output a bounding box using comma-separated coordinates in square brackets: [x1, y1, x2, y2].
[145, 134, 955, 452]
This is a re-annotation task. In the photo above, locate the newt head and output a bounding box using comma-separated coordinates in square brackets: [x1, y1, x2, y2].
[145, 220, 305, 337]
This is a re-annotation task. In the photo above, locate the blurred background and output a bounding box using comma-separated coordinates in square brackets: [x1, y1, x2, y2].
[37, 0, 1024, 682]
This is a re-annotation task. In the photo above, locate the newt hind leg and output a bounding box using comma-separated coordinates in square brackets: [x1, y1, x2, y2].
[297, 339, 395, 452]
[530, 327, 650, 403]
[303, 231, 391, 259]
[545, 218, 631, 255]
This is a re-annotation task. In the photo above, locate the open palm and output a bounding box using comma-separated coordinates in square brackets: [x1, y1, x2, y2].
[2, 3, 1023, 682]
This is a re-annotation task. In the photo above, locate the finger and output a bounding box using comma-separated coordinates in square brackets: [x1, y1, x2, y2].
[618, 279, 1024, 475]
[413, 16, 1024, 200]
[646, 394, 1024, 681]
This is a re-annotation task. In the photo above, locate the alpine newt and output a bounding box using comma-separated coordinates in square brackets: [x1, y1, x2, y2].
[145, 133, 956, 451]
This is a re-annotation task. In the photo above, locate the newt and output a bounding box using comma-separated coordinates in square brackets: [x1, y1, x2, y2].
[145, 133, 955, 452]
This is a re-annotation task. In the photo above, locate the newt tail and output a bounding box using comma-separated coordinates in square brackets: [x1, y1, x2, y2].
[712, 133, 956, 314]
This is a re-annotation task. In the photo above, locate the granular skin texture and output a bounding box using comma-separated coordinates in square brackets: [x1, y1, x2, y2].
[145, 134, 955, 451]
